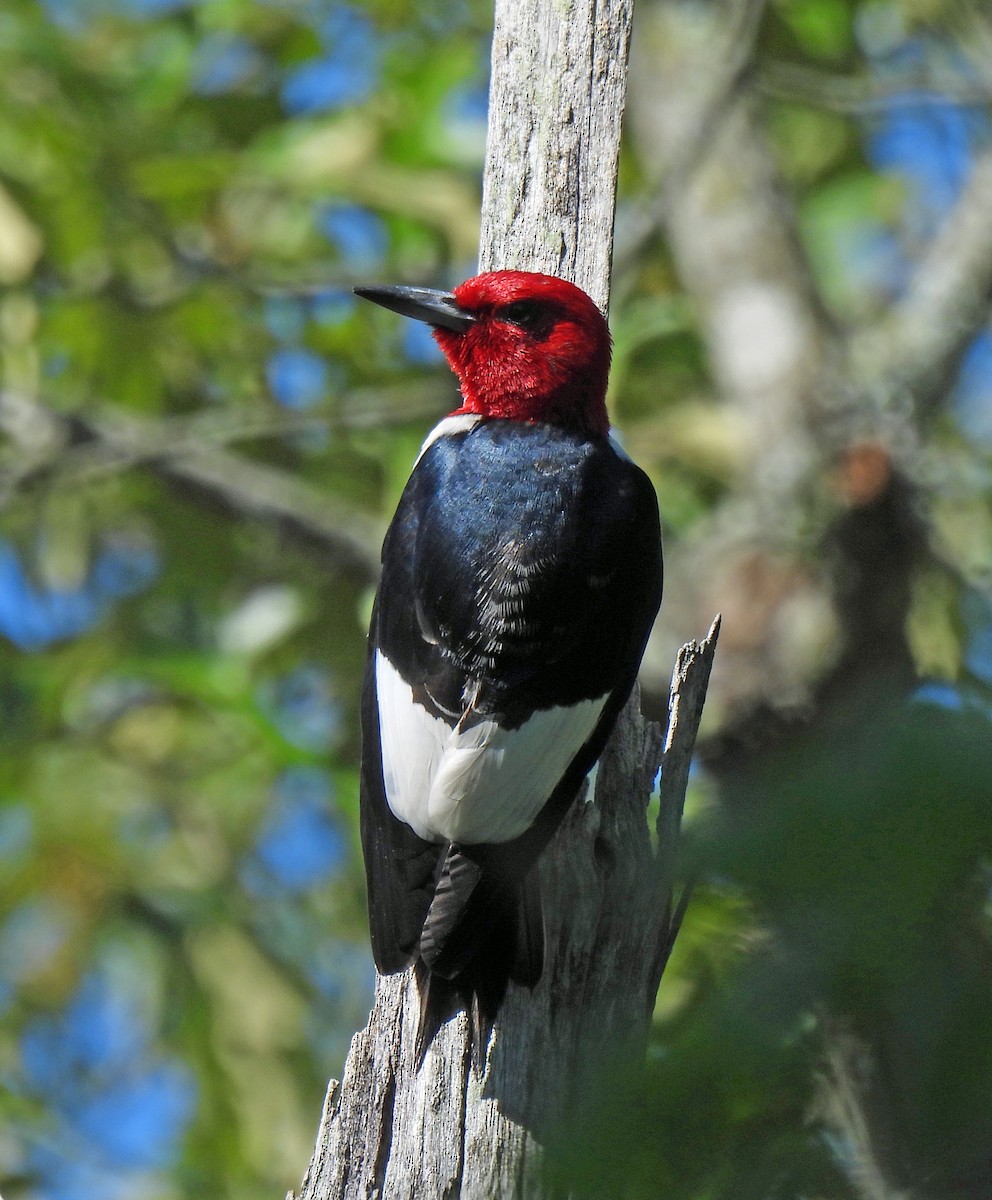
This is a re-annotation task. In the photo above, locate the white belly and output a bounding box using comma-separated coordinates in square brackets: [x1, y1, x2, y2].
[375, 651, 606, 844]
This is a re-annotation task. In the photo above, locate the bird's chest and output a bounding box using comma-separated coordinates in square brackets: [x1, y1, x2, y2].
[422, 433, 588, 594]
[375, 419, 626, 715]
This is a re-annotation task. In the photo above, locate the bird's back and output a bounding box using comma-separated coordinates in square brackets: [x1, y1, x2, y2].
[360, 415, 662, 1054]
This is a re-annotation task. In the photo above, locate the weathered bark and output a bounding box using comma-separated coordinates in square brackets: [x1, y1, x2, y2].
[479, 0, 633, 310]
[289, 1, 719, 1196]
[292, 623, 718, 1200]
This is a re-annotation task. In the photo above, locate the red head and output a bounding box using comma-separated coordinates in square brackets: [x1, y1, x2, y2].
[356, 271, 612, 437]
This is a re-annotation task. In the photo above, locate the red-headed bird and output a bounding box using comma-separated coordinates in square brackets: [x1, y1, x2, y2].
[354, 271, 662, 1057]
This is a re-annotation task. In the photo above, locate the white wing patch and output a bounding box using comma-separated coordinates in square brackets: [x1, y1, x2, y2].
[375, 651, 607, 844]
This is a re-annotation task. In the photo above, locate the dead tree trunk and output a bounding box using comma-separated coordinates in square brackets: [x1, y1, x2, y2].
[290, 0, 719, 1195]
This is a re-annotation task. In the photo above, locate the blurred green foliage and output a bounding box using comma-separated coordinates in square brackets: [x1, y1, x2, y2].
[554, 693, 992, 1199]
[0, 0, 491, 1193]
[0, 0, 991, 1197]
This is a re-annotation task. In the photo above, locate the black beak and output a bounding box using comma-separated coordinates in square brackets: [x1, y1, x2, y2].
[353, 284, 476, 334]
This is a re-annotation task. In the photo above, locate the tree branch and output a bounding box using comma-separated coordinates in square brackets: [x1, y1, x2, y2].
[817, 1023, 916, 1200]
[0, 391, 382, 579]
[290, 0, 719, 1196]
[293, 622, 719, 1200]
[616, 0, 768, 274]
[479, 0, 634, 309]
[758, 58, 992, 114]
[848, 146, 992, 417]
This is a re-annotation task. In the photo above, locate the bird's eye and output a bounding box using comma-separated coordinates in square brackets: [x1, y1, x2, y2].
[499, 300, 547, 333]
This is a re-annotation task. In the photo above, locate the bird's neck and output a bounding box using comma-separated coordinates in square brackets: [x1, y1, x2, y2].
[451, 368, 609, 438]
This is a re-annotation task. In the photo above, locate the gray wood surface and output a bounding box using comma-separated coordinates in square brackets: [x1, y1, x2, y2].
[290, 1, 720, 1195]
[479, 0, 634, 310]
[292, 622, 719, 1200]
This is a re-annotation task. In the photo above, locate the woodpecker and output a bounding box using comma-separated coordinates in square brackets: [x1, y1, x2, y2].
[354, 271, 662, 1057]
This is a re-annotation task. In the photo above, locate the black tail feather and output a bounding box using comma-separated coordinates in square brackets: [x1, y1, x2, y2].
[414, 962, 502, 1070]
[414, 866, 543, 1067]
[414, 960, 455, 1064]
[421, 846, 544, 980]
